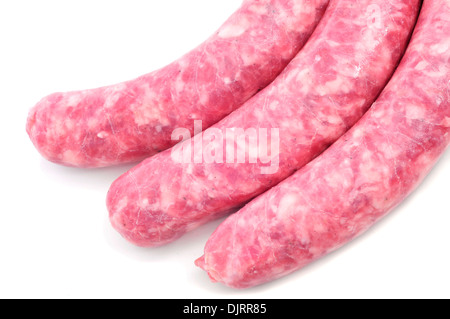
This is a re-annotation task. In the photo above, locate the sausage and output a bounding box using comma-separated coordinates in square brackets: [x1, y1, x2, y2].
[196, 0, 450, 289]
[107, 0, 421, 247]
[26, 0, 329, 168]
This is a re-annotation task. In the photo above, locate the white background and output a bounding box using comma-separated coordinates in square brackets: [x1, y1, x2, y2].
[0, 0, 449, 299]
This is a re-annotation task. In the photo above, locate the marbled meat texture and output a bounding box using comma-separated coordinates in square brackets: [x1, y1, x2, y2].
[26, 0, 330, 168]
[107, 0, 421, 247]
[196, 0, 450, 289]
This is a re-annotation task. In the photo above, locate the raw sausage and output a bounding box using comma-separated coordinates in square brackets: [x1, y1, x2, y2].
[26, 0, 329, 167]
[196, 0, 450, 288]
[107, 0, 420, 247]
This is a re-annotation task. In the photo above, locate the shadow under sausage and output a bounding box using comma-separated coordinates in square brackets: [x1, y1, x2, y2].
[39, 158, 138, 191]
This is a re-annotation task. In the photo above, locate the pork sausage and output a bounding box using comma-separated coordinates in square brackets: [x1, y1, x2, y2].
[107, 0, 421, 247]
[197, 0, 450, 288]
[26, 0, 329, 167]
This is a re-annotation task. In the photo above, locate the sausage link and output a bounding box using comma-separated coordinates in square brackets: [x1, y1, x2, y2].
[197, 0, 450, 289]
[26, 0, 329, 168]
[107, 0, 421, 247]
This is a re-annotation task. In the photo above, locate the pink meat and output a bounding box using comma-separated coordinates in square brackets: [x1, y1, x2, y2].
[107, 0, 420, 247]
[196, 0, 450, 289]
[26, 0, 329, 168]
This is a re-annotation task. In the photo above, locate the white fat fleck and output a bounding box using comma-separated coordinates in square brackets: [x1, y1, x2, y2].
[65, 119, 75, 130]
[323, 168, 349, 190]
[405, 103, 426, 120]
[359, 32, 381, 53]
[379, 140, 403, 159]
[218, 18, 249, 39]
[104, 83, 127, 109]
[252, 109, 266, 122]
[326, 40, 342, 48]
[207, 191, 216, 199]
[199, 92, 209, 105]
[248, 4, 268, 15]
[133, 100, 170, 127]
[371, 103, 389, 120]
[359, 152, 380, 179]
[160, 187, 175, 211]
[352, 127, 365, 139]
[115, 197, 129, 214]
[175, 76, 186, 94]
[141, 198, 149, 208]
[318, 77, 349, 96]
[365, 4, 383, 30]
[443, 116, 450, 128]
[293, 0, 313, 16]
[415, 61, 429, 71]
[66, 94, 83, 107]
[132, 85, 170, 126]
[313, 222, 326, 233]
[134, 106, 164, 126]
[282, 120, 303, 132]
[329, 77, 349, 93]
[241, 52, 258, 67]
[270, 204, 278, 213]
[437, 64, 449, 77]
[269, 100, 279, 111]
[354, 64, 362, 78]
[97, 131, 109, 139]
[431, 42, 449, 55]
[295, 67, 310, 83]
[357, 6, 387, 54]
[62, 150, 79, 164]
[295, 68, 314, 94]
[277, 194, 298, 219]
[326, 113, 345, 126]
